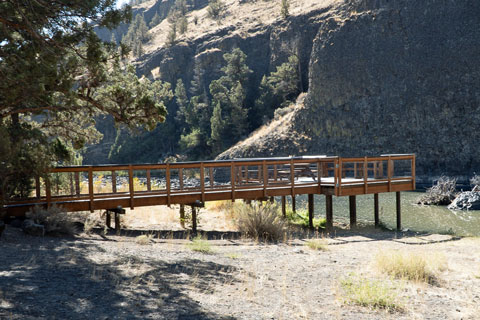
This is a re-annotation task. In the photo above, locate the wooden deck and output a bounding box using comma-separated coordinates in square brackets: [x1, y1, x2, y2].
[3, 154, 415, 228]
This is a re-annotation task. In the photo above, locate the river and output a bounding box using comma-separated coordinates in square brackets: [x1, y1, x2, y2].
[288, 191, 480, 236]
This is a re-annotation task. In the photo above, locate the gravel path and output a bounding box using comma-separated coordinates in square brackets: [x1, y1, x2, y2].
[1, 226, 479, 319]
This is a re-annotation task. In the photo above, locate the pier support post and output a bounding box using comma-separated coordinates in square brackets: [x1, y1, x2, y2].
[115, 213, 121, 234]
[349, 195, 356, 228]
[269, 196, 274, 203]
[292, 195, 296, 213]
[281, 196, 286, 217]
[191, 205, 197, 233]
[308, 194, 314, 229]
[326, 195, 333, 230]
[374, 193, 379, 227]
[180, 204, 185, 228]
[106, 212, 111, 229]
[396, 192, 401, 231]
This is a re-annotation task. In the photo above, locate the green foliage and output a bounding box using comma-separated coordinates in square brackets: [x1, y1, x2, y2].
[0, 1, 169, 206]
[209, 48, 252, 150]
[268, 55, 300, 103]
[166, 22, 177, 46]
[179, 16, 188, 34]
[286, 209, 326, 229]
[207, 0, 226, 20]
[122, 13, 150, 57]
[281, 0, 290, 19]
[150, 11, 162, 27]
[340, 275, 403, 312]
[187, 235, 213, 254]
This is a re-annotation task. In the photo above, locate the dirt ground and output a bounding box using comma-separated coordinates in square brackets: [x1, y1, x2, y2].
[1, 207, 479, 320]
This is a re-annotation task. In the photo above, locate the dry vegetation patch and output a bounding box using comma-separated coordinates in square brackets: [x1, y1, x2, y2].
[234, 203, 286, 242]
[374, 250, 447, 284]
[340, 274, 404, 312]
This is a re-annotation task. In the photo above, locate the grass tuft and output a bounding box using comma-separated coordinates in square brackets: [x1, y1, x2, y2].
[234, 203, 286, 242]
[286, 209, 326, 229]
[306, 239, 328, 251]
[187, 235, 213, 254]
[135, 234, 153, 245]
[340, 274, 403, 312]
[375, 250, 446, 283]
[27, 205, 80, 235]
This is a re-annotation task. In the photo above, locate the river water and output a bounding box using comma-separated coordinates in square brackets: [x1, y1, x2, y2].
[289, 192, 480, 236]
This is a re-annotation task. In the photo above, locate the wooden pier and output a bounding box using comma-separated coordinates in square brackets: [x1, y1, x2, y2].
[3, 154, 415, 230]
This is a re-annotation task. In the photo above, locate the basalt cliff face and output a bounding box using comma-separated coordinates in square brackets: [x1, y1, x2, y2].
[219, 0, 480, 181]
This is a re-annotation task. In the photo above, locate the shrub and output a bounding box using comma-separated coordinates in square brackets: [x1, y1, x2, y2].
[234, 203, 286, 241]
[340, 274, 403, 312]
[135, 234, 153, 245]
[286, 209, 326, 229]
[417, 176, 457, 205]
[207, 0, 225, 20]
[187, 235, 213, 253]
[375, 250, 447, 283]
[26, 205, 79, 235]
[306, 239, 328, 251]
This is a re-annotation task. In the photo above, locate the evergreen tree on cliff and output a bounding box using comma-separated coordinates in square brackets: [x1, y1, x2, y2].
[0, 1, 170, 206]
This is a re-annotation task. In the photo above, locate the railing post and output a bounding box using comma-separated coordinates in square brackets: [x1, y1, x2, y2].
[200, 162, 205, 204]
[88, 167, 94, 212]
[363, 156, 368, 194]
[111, 171, 116, 194]
[411, 154, 416, 190]
[231, 161, 235, 202]
[317, 160, 322, 192]
[334, 158, 338, 196]
[166, 163, 171, 206]
[128, 165, 134, 210]
[179, 168, 184, 190]
[75, 172, 80, 197]
[209, 167, 214, 188]
[338, 158, 342, 196]
[290, 157, 295, 197]
[35, 176, 41, 199]
[146, 169, 151, 192]
[45, 175, 52, 209]
[387, 156, 392, 192]
[263, 160, 267, 198]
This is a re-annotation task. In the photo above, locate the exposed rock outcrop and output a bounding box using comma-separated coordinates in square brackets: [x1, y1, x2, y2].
[219, 0, 480, 180]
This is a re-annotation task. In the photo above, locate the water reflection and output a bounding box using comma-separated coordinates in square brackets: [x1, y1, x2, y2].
[286, 192, 480, 236]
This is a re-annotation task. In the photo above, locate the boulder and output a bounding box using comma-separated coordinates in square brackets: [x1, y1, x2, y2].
[21, 219, 45, 237]
[448, 192, 480, 211]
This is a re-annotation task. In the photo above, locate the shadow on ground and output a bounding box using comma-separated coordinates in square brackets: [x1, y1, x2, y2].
[0, 227, 238, 319]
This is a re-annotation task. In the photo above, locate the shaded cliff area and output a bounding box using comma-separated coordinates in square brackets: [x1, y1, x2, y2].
[219, 0, 480, 181]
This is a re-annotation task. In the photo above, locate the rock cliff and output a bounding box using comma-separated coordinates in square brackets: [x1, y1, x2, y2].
[219, 0, 480, 181]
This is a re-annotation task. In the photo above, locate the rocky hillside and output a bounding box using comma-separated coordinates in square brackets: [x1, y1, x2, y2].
[91, 0, 480, 181]
[219, 0, 480, 181]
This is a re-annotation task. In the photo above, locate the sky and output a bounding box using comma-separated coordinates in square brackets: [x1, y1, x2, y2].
[116, 0, 130, 8]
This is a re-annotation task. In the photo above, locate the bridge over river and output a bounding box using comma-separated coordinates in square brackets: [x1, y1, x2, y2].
[3, 154, 415, 231]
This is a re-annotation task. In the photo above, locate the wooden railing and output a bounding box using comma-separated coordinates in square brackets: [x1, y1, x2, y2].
[5, 154, 415, 213]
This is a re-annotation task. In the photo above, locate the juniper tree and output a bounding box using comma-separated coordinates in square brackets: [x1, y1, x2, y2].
[0, 1, 170, 205]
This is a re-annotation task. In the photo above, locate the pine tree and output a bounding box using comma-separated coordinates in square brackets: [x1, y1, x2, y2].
[150, 11, 161, 27]
[268, 55, 300, 104]
[281, 0, 289, 19]
[210, 102, 225, 154]
[179, 16, 188, 34]
[166, 22, 177, 46]
[175, 79, 190, 125]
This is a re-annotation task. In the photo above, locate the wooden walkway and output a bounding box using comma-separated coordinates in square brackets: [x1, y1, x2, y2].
[3, 154, 415, 230]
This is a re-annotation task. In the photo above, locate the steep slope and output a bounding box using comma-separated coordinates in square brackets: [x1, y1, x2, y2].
[219, 0, 480, 180]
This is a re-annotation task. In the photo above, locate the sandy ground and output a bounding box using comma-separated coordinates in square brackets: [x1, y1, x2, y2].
[1, 207, 479, 319]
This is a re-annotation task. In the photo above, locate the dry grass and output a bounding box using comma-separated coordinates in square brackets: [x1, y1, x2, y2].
[26, 205, 82, 235]
[135, 234, 154, 245]
[340, 274, 403, 312]
[305, 239, 328, 251]
[375, 250, 447, 283]
[234, 203, 286, 242]
[186, 235, 213, 254]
